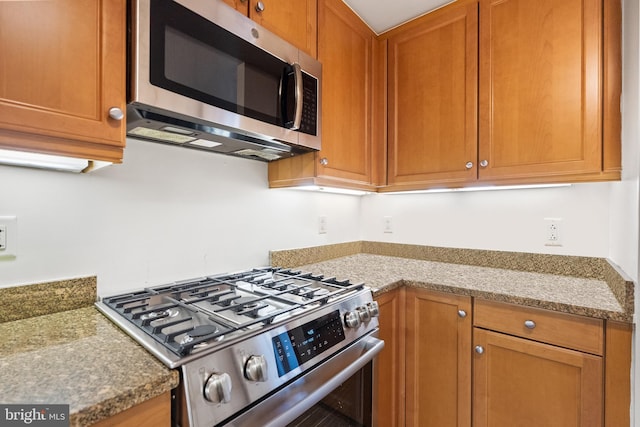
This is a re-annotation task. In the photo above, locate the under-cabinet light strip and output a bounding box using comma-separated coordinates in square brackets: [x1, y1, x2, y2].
[0, 149, 111, 173]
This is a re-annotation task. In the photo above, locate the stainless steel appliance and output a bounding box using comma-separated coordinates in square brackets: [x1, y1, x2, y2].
[127, 0, 322, 162]
[96, 267, 383, 427]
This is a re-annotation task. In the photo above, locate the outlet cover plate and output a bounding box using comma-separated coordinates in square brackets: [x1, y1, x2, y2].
[0, 216, 17, 257]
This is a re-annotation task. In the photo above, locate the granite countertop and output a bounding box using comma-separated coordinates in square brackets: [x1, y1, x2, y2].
[0, 279, 179, 426]
[271, 242, 634, 322]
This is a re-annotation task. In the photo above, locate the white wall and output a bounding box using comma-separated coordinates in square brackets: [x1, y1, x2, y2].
[0, 139, 362, 294]
[361, 183, 613, 257]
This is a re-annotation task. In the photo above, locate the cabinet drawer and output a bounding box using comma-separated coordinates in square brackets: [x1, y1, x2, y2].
[474, 299, 604, 355]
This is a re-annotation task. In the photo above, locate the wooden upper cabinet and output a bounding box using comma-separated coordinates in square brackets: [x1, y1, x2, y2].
[478, 0, 617, 182]
[0, 0, 126, 163]
[268, 0, 378, 191]
[386, 2, 478, 189]
[315, 0, 374, 184]
[222, 0, 317, 58]
[381, 0, 621, 192]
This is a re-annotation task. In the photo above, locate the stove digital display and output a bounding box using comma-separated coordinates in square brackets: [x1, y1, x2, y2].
[272, 310, 346, 377]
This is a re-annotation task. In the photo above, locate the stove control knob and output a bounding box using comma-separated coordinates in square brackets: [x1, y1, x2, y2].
[366, 301, 380, 318]
[344, 311, 361, 328]
[245, 355, 268, 382]
[204, 372, 232, 404]
[356, 306, 371, 323]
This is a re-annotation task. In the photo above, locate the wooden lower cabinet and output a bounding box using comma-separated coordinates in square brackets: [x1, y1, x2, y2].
[91, 391, 171, 427]
[473, 328, 603, 427]
[380, 288, 631, 427]
[374, 288, 405, 427]
[405, 288, 472, 427]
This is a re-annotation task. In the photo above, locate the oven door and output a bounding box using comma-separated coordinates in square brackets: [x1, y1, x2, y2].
[222, 332, 384, 427]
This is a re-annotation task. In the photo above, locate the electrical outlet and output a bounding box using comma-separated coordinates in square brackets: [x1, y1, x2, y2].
[383, 216, 393, 233]
[318, 216, 327, 234]
[0, 225, 6, 250]
[0, 216, 17, 257]
[544, 218, 562, 246]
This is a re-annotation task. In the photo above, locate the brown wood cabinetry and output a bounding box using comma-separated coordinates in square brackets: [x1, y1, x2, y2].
[268, 0, 380, 191]
[380, 289, 631, 427]
[473, 300, 604, 426]
[405, 288, 472, 427]
[374, 288, 406, 427]
[386, 2, 478, 188]
[477, 0, 618, 183]
[381, 0, 621, 192]
[91, 391, 171, 427]
[0, 0, 126, 163]
[221, 0, 317, 57]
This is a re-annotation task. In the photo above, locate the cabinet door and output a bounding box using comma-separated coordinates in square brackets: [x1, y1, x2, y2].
[478, 0, 602, 180]
[374, 289, 405, 427]
[0, 0, 125, 163]
[317, 0, 374, 184]
[268, 0, 376, 191]
[473, 328, 603, 427]
[249, 0, 317, 58]
[406, 288, 471, 427]
[387, 3, 478, 189]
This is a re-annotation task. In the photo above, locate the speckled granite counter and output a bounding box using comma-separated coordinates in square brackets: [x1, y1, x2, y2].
[0, 278, 179, 426]
[271, 242, 634, 322]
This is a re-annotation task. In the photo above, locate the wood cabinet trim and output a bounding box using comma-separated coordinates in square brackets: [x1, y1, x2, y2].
[604, 320, 632, 427]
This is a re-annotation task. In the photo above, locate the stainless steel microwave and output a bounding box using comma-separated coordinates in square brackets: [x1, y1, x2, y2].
[127, 0, 322, 161]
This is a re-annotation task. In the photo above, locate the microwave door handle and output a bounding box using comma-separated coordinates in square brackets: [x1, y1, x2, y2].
[291, 63, 303, 130]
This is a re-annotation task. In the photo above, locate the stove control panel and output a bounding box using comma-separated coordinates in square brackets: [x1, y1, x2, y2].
[344, 301, 380, 329]
[272, 310, 345, 377]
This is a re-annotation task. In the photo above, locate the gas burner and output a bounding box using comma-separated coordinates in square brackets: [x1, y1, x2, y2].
[139, 307, 180, 321]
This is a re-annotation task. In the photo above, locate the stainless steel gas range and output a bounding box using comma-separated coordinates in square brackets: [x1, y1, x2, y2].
[96, 267, 383, 427]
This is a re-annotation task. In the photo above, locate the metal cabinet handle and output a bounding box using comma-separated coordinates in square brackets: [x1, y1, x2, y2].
[457, 310, 467, 318]
[108, 107, 124, 121]
[465, 161, 473, 169]
[475, 345, 484, 354]
[480, 159, 488, 168]
[524, 320, 536, 329]
[255, 1, 265, 12]
[319, 157, 329, 166]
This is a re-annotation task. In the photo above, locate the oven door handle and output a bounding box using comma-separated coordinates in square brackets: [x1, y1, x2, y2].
[225, 332, 384, 427]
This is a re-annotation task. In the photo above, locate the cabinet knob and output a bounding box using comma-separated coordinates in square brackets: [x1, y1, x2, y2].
[475, 345, 484, 354]
[457, 310, 467, 318]
[255, 1, 265, 12]
[319, 157, 329, 166]
[480, 159, 489, 168]
[108, 107, 124, 121]
[465, 161, 473, 169]
[524, 320, 536, 329]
